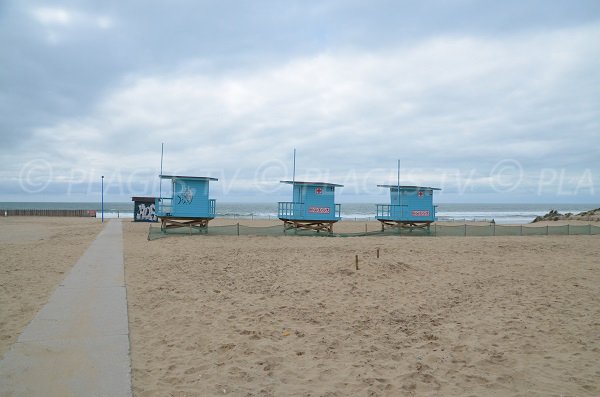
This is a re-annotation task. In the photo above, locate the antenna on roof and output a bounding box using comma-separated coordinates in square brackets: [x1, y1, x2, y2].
[397, 159, 401, 214]
[292, 148, 297, 202]
[397, 159, 400, 189]
[159, 143, 164, 199]
[292, 148, 296, 185]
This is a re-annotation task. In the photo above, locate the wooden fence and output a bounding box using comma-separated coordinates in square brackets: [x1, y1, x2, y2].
[0, 209, 97, 217]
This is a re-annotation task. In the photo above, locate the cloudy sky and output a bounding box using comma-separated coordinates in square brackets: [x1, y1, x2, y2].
[1, 0, 599, 203]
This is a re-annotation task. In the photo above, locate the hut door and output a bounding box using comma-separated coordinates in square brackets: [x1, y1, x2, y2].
[299, 186, 307, 203]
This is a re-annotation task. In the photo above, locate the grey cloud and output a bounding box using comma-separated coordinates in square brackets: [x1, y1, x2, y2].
[1, 0, 599, 202]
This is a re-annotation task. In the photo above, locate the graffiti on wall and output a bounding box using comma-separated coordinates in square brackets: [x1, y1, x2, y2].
[136, 203, 157, 222]
[177, 187, 194, 205]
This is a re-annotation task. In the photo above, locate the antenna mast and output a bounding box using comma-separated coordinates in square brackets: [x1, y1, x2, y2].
[159, 143, 164, 199]
[397, 159, 401, 216]
[292, 148, 297, 202]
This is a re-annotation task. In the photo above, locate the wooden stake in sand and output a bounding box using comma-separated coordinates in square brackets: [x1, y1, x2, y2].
[377, 248, 380, 258]
[355, 255, 359, 270]
[237, 222, 240, 236]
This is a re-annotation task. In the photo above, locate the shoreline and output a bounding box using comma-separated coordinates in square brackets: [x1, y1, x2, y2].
[2, 202, 599, 225]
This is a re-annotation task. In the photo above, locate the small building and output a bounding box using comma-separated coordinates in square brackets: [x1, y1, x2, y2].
[131, 196, 158, 222]
[376, 185, 440, 230]
[155, 175, 218, 231]
[278, 180, 343, 233]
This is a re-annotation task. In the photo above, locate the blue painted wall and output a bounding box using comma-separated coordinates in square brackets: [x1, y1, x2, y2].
[170, 178, 214, 218]
[281, 183, 341, 221]
[387, 187, 437, 222]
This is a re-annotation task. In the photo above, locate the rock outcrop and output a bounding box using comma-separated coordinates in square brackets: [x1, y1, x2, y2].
[532, 208, 600, 223]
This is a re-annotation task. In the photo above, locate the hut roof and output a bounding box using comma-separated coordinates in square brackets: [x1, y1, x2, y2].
[280, 180, 344, 187]
[131, 196, 156, 202]
[159, 175, 218, 181]
[378, 185, 441, 190]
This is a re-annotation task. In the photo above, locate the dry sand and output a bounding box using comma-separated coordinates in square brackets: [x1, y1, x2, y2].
[124, 220, 600, 396]
[2, 217, 598, 395]
[0, 217, 103, 356]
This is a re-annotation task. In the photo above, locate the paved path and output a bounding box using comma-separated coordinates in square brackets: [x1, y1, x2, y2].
[0, 220, 132, 397]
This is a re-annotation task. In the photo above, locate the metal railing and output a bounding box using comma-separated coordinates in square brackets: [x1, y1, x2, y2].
[278, 202, 341, 219]
[156, 197, 173, 216]
[208, 199, 216, 217]
[278, 202, 304, 218]
[156, 198, 216, 218]
[376, 204, 438, 220]
[376, 204, 406, 219]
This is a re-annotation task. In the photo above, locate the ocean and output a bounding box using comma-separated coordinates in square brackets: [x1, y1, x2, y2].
[0, 202, 597, 224]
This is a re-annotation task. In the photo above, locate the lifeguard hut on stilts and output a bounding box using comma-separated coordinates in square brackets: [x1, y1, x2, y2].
[153, 143, 218, 233]
[376, 185, 440, 232]
[278, 181, 343, 233]
[277, 149, 343, 234]
[376, 161, 440, 232]
[155, 175, 218, 232]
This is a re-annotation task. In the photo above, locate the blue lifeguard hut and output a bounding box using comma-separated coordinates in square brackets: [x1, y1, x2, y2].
[155, 175, 218, 231]
[278, 180, 343, 233]
[376, 185, 440, 231]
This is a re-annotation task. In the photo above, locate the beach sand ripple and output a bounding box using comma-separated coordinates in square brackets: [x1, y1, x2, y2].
[124, 221, 600, 396]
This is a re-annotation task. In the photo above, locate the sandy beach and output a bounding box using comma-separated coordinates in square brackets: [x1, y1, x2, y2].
[1, 217, 599, 396]
[5, 0, 600, 393]
[0, 217, 103, 356]
[123, 219, 600, 396]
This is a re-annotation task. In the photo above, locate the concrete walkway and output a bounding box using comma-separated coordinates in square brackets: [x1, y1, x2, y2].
[0, 220, 132, 397]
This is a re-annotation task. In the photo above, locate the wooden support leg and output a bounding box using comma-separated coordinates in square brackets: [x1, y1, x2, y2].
[158, 218, 211, 233]
[280, 220, 336, 234]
